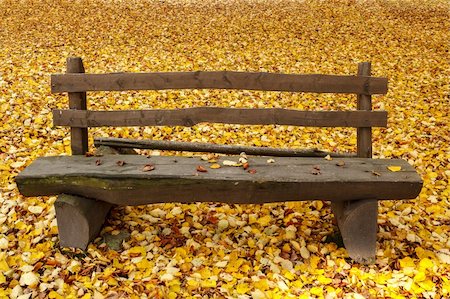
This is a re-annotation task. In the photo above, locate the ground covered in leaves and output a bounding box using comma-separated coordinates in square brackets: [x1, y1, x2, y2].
[0, 0, 449, 298]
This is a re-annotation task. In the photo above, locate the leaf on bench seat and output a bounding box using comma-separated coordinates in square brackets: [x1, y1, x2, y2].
[387, 165, 402, 172]
[196, 165, 208, 173]
[116, 160, 126, 166]
[142, 164, 155, 172]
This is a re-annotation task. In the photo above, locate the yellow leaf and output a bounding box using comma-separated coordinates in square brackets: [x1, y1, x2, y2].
[419, 258, 434, 270]
[236, 283, 251, 294]
[257, 215, 271, 226]
[399, 257, 416, 268]
[201, 279, 217, 288]
[310, 286, 323, 296]
[413, 271, 426, 282]
[387, 165, 402, 172]
[210, 163, 221, 169]
[317, 275, 332, 284]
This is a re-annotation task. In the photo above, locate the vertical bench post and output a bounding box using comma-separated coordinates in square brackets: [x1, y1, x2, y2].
[331, 62, 378, 264]
[357, 62, 373, 157]
[67, 57, 88, 155]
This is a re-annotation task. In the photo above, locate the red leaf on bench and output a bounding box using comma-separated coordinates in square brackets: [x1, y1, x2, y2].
[95, 159, 102, 166]
[196, 165, 208, 173]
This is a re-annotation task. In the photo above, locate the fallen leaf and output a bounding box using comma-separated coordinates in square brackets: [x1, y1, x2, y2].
[243, 162, 249, 170]
[10, 161, 25, 168]
[267, 158, 275, 163]
[387, 165, 402, 172]
[248, 169, 257, 174]
[196, 165, 208, 172]
[95, 159, 102, 166]
[336, 161, 345, 167]
[142, 164, 155, 172]
[210, 163, 221, 169]
[372, 171, 381, 176]
[223, 160, 241, 167]
[239, 156, 248, 164]
[324, 154, 332, 161]
[28, 206, 43, 214]
[311, 169, 321, 175]
[116, 160, 126, 166]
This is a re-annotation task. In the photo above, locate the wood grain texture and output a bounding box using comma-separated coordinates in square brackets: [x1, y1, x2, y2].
[67, 57, 88, 155]
[16, 155, 423, 206]
[94, 137, 355, 157]
[55, 194, 112, 249]
[331, 199, 378, 264]
[357, 62, 373, 158]
[52, 108, 388, 128]
[51, 72, 388, 95]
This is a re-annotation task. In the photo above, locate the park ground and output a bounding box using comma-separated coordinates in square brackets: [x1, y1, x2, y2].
[0, 0, 449, 298]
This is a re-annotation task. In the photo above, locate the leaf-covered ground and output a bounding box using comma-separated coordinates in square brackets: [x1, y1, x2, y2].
[0, 0, 449, 298]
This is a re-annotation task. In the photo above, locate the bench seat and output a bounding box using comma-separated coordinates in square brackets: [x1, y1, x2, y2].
[16, 155, 422, 206]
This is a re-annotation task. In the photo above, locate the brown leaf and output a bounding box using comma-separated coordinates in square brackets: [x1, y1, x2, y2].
[196, 165, 208, 172]
[336, 161, 345, 167]
[207, 214, 219, 224]
[45, 259, 59, 266]
[372, 171, 381, 176]
[248, 169, 257, 174]
[85, 152, 94, 157]
[116, 160, 126, 166]
[95, 159, 102, 166]
[313, 165, 321, 170]
[311, 169, 321, 175]
[243, 162, 249, 170]
[142, 164, 155, 172]
[33, 262, 43, 272]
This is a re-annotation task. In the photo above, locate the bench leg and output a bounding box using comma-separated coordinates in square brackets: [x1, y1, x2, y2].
[55, 194, 112, 250]
[331, 199, 378, 264]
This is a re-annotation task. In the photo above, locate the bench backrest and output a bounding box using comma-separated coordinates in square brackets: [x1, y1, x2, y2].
[51, 57, 388, 158]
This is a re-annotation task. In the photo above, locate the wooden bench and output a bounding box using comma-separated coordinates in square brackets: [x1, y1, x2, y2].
[16, 57, 422, 263]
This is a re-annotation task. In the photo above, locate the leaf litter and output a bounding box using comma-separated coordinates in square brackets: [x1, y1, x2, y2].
[0, 0, 449, 298]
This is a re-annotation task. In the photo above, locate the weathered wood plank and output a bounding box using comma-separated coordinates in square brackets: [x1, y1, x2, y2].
[16, 155, 423, 206]
[51, 72, 388, 95]
[94, 137, 355, 157]
[357, 62, 373, 158]
[67, 57, 88, 155]
[53, 108, 388, 128]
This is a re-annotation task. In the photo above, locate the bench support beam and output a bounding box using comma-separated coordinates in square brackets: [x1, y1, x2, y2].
[331, 199, 378, 264]
[55, 194, 112, 249]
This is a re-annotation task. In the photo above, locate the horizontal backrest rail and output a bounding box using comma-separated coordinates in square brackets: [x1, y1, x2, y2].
[53, 108, 388, 128]
[51, 72, 388, 95]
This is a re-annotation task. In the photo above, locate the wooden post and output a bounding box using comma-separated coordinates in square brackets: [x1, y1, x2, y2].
[330, 62, 378, 264]
[67, 57, 88, 155]
[55, 194, 112, 249]
[357, 62, 372, 158]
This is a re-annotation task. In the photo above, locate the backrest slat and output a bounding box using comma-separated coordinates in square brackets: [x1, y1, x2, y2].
[51, 72, 388, 95]
[53, 108, 388, 128]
